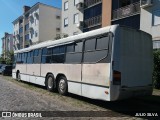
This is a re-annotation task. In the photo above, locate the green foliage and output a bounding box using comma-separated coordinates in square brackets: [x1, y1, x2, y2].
[0, 51, 14, 65]
[153, 49, 160, 89]
[0, 56, 6, 64]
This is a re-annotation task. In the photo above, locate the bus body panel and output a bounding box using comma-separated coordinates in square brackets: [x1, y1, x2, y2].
[81, 63, 111, 101]
[82, 63, 110, 87]
[119, 27, 153, 87]
[26, 64, 41, 83]
[41, 64, 82, 82]
[82, 84, 110, 101]
[110, 26, 153, 101]
[68, 82, 81, 96]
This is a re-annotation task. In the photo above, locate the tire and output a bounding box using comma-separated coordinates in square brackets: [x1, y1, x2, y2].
[17, 72, 21, 81]
[46, 74, 55, 92]
[58, 76, 68, 95]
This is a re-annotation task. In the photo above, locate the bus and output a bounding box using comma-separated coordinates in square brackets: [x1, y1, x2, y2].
[12, 25, 153, 101]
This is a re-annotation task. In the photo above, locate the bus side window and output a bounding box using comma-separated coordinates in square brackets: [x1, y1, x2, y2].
[27, 51, 33, 64]
[46, 48, 52, 63]
[52, 46, 65, 63]
[33, 49, 40, 64]
[96, 36, 109, 50]
[83, 36, 109, 63]
[65, 41, 83, 63]
[84, 38, 96, 51]
[67, 44, 74, 52]
[41, 48, 47, 64]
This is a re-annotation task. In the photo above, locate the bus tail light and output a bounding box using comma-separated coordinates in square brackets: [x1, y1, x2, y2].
[105, 91, 109, 94]
[113, 70, 121, 85]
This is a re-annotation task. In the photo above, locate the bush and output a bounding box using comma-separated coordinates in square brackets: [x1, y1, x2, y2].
[153, 49, 160, 89]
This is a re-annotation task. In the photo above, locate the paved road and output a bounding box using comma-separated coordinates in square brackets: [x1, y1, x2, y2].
[0, 76, 160, 120]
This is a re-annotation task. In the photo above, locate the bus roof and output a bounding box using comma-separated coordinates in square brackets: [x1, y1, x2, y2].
[14, 25, 119, 54]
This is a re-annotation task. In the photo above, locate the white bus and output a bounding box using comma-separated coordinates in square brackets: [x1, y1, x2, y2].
[12, 25, 153, 101]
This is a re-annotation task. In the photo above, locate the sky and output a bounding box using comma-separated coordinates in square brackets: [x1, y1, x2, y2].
[0, 0, 62, 54]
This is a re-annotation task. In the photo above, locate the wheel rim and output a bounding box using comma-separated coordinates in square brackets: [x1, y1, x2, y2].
[48, 77, 53, 89]
[59, 79, 66, 93]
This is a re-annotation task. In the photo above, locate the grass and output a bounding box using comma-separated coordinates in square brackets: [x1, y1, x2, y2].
[2, 75, 103, 110]
[2, 75, 160, 110]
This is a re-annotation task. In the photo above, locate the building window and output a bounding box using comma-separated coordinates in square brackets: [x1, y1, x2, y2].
[25, 23, 29, 31]
[56, 28, 60, 32]
[120, 0, 131, 7]
[25, 34, 29, 40]
[56, 15, 61, 19]
[35, 19, 37, 25]
[153, 10, 160, 26]
[74, 0, 79, 6]
[64, 1, 69, 10]
[74, 13, 79, 24]
[31, 33, 33, 39]
[19, 27, 23, 33]
[35, 31, 38, 37]
[64, 18, 68, 27]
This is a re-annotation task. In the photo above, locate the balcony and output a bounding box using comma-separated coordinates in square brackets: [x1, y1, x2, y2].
[25, 39, 32, 46]
[25, 18, 29, 24]
[34, 12, 39, 19]
[14, 37, 20, 45]
[76, 2, 84, 10]
[16, 34, 20, 38]
[84, 15, 102, 28]
[112, 2, 140, 21]
[29, 27, 34, 33]
[84, 0, 102, 8]
[140, 0, 153, 8]
[19, 23, 23, 27]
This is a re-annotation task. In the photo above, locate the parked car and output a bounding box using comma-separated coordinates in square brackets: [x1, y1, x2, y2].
[0, 64, 6, 74]
[1, 65, 12, 76]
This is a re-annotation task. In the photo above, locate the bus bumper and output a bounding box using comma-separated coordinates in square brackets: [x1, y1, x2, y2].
[118, 86, 153, 100]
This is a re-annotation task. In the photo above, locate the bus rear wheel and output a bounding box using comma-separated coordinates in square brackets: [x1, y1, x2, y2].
[46, 74, 55, 92]
[58, 76, 68, 95]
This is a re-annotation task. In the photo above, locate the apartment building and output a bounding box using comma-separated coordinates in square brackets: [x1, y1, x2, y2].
[13, 2, 61, 50]
[140, 0, 160, 49]
[62, 0, 160, 49]
[1, 32, 13, 59]
[62, 0, 84, 36]
[112, 0, 140, 29]
[62, 0, 140, 36]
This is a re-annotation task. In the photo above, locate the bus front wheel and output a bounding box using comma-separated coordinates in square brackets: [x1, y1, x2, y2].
[46, 74, 55, 92]
[58, 76, 68, 95]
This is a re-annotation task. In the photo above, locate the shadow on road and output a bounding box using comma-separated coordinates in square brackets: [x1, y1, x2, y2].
[21, 81, 160, 118]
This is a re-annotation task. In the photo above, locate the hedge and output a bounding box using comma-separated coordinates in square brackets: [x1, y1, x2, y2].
[153, 49, 160, 89]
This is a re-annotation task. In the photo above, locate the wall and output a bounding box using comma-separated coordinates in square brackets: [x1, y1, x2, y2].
[39, 4, 61, 42]
[29, 6, 39, 43]
[140, 0, 160, 41]
[61, 0, 83, 36]
[102, 0, 112, 27]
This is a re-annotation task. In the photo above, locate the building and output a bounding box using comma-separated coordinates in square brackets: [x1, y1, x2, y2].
[62, 0, 140, 36]
[62, 0, 160, 49]
[112, 0, 140, 29]
[12, 2, 61, 50]
[140, 0, 160, 49]
[1, 32, 13, 59]
[62, 0, 84, 36]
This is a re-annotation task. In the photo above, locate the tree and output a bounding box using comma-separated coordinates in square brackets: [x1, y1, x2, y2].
[0, 51, 14, 65]
[153, 49, 160, 89]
